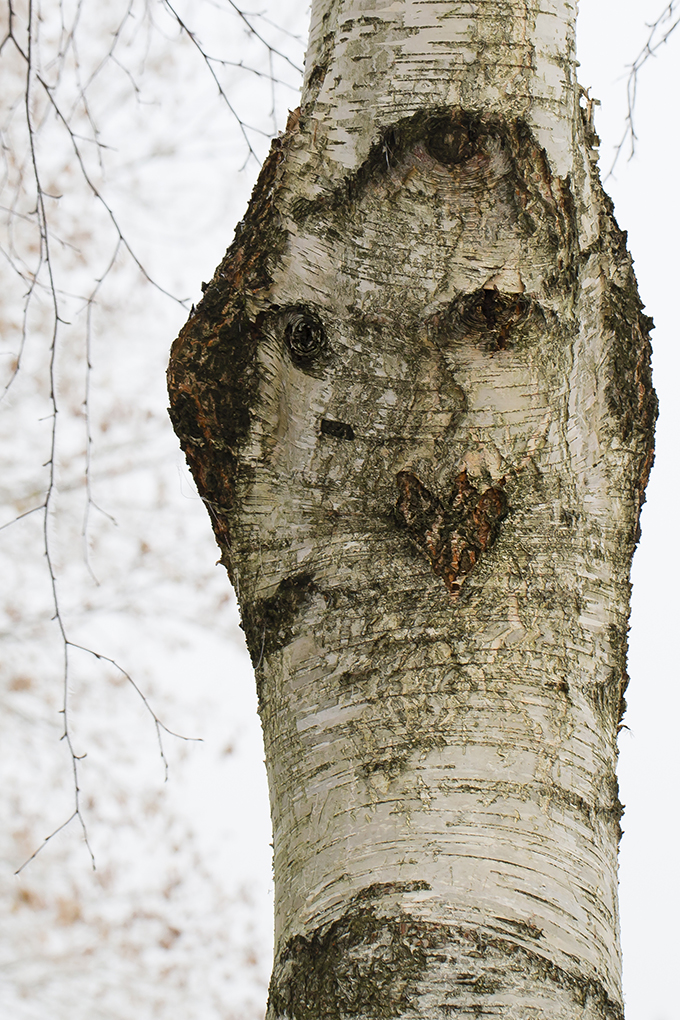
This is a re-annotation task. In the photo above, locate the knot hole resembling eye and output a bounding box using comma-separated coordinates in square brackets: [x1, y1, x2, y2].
[284, 307, 326, 365]
[424, 114, 477, 166]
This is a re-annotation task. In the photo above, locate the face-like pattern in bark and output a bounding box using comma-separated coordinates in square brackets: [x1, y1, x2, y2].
[169, 109, 653, 621]
[242, 120, 564, 597]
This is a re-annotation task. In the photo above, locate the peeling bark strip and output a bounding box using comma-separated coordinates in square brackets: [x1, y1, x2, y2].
[168, 1, 656, 1017]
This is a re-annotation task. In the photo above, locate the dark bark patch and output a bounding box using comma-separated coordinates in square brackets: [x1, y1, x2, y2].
[167, 121, 295, 567]
[543, 677, 570, 698]
[493, 915, 544, 941]
[305, 60, 329, 103]
[359, 750, 410, 780]
[597, 202, 657, 545]
[583, 671, 623, 736]
[604, 282, 656, 445]
[395, 469, 508, 596]
[594, 624, 631, 735]
[241, 572, 318, 663]
[269, 902, 623, 1020]
[320, 419, 355, 441]
[268, 883, 434, 1020]
[423, 112, 478, 166]
[560, 507, 579, 527]
[283, 305, 328, 368]
[428, 290, 544, 354]
[167, 306, 262, 559]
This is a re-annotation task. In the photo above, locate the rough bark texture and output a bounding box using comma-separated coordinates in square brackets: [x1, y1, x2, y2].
[168, 2, 656, 1017]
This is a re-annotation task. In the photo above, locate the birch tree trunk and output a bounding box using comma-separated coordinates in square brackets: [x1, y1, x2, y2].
[168, 1, 656, 1016]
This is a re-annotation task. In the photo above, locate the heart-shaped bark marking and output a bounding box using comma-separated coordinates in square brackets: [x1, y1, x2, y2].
[395, 469, 508, 596]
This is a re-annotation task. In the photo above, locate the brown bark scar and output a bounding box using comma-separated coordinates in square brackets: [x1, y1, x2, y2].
[395, 468, 508, 596]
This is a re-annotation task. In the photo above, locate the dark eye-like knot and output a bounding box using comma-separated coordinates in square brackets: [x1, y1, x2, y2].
[284, 307, 326, 364]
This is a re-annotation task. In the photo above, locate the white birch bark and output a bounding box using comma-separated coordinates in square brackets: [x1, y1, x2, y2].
[168, 1, 656, 1016]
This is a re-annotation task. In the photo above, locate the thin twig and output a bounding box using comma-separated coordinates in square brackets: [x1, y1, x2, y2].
[223, 0, 303, 74]
[81, 241, 121, 586]
[21, 0, 96, 872]
[67, 641, 203, 781]
[37, 73, 190, 305]
[0, 503, 46, 531]
[161, 0, 270, 162]
[607, 2, 680, 177]
[15, 810, 84, 875]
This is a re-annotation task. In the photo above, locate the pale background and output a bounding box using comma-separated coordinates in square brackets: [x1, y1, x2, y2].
[0, 1, 676, 1018]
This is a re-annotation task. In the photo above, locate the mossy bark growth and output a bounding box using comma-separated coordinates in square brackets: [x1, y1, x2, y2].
[168, 1, 656, 1017]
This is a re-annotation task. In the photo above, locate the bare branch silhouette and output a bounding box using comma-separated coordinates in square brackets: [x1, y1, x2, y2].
[161, 0, 268, 161]
[608, 1, 680, 177]
[1, 0, 303, 870]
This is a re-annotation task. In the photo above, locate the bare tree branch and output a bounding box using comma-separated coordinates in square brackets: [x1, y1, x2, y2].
[1, 0, 303, 871]
[162, 0, 268, 161]
[608, 1, 680, 177]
